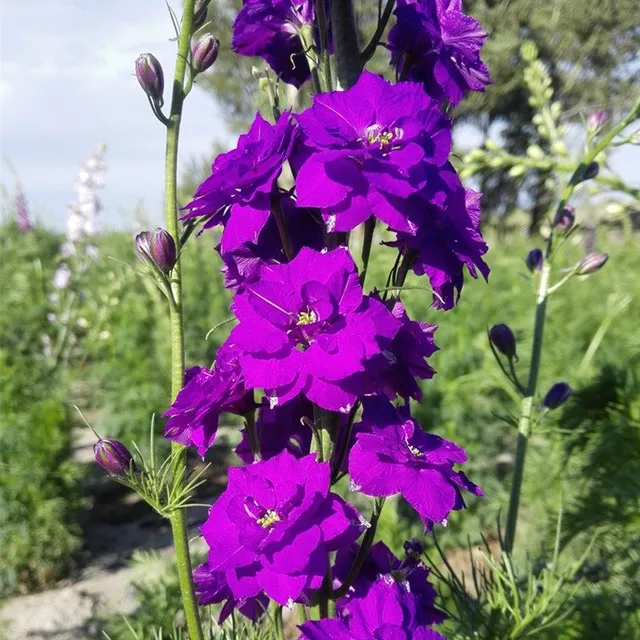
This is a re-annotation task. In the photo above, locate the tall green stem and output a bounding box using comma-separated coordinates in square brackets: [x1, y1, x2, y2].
[163, 1, 204, 638]
[329, 0, 361, 89]
[502, 98, 639, 556]
[503, 253, 551, 554]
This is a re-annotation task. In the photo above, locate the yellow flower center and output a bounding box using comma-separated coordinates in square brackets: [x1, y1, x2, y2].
[367, 130, 394, 149]
[408, 445, 423, 457]
[297, 310, 318, 326]
[257, 509, 281, 529]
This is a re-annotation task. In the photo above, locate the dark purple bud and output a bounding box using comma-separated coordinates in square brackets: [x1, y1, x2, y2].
[192, 0, 210, 30]
[149, 228, 177, 274]
[587, 110, 607, 134]
[582, 161, 599, 181]
[403, 539, 424, 560]
[135, 53, 164, 107]
[525, 248, 544, 272]
[553, 205, 575, 232]
[94, 438, 135, 476]
[489, 324, 517, 360]
[135, 231, 152, 263]
[192, 34, 219, 74]
[577, 252, 608, 275]
[543, 382, 572, 409]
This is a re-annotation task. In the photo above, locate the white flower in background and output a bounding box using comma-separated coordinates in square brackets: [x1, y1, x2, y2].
[61, 242, 76, 257]
[53, 264, 72, 289]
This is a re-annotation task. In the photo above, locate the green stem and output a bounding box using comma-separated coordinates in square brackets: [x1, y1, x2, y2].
[312, 405, 339, 463]
[314, 0, 333, 90]
[359, 217, 376, 287]
[163, 1, 204, 638]
[299, 24, 323, 95]
[331, 498, 385, 599]
[503, 252, 551, 554]
[245, 408, 261, 461]
[274, 605, 285, 640]
[329, 0, 362, 89]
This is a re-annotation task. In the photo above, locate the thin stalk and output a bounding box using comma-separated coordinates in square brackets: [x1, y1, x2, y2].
[312, 405, 339, 463]
[274, 605, 285, 640]
[359, 217, 376, 287]
[331, 498, 385, 599]
[245, 409, 261, 461]
[503, 250, 551, 555]
[314, 0, 333, 90]
[299, 24, 323, 95]
[330, 0, 362, 89]
[272, 195, 294, 261]
[163, 0, 204, 637]
[361, 0, 395, 63]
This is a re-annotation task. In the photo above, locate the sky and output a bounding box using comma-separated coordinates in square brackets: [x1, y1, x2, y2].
[1, 0, 638, 233]
[1, 0, 227, 232]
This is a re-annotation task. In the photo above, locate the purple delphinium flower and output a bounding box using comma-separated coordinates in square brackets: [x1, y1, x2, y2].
[235, 396, 313, 464]
[232, 0, 322, 88]
[226, 247, 400, 412]
[389, 168, 489, 309]
[366, 300, 438, 402]
[201, 450, 366, 606]
[163, 343, 255, 456]
[333, 541, 446, 626]
[299, 577, 446, 639]
[183, 112, 297, 254]
[294, 71, 452, 234]
[193, 561, 269, 623]
[348, 397, 482, 529]
[389, 0, 492, 105]
[219, 198, 323, 293]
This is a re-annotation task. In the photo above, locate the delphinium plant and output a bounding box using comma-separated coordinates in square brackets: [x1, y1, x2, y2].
[93, 0, 499, 637]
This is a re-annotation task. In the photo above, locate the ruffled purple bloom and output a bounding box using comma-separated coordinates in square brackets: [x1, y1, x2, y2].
[389, 0, 492, 105]
[233, 0, 319, 88]
[226, 247, 400, 412]
[367, 301, 438, 402]
[334, 541, 446, 626]
[163, 343, 255, 456]
[220, 198, 323, 293]
[201, 450, 366, 606]
[389, 167, 489, 309]
[193, 561, 269, 623]
[183, 112, 297, 254]
[235, 396, 313, 464]
[299, 576, 446, 639]
[294, 71, 452, 234]
[348, 397, 482, 529]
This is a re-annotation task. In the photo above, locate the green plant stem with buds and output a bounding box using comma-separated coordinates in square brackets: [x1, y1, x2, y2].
[503, 97, 640, 555]
[162, 0, 204, 638]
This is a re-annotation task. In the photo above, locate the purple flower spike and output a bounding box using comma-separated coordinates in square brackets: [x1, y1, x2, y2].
[348, 397, 481, 530]
[163, 343, 255, 456]
[227, 247, 401, 412]
[389, 0, 492, 105]
[300, 577, 446, 639]
[235, 396, 313, 464]
[201, 450, 366, 606]
[183, 111, 297, 255]
[294, 71, 453, 234]
[232, 0, 322, 87]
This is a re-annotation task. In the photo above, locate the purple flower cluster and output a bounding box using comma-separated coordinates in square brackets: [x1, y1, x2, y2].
[389, 0, 492, 105]
[162, 0, 492, 632]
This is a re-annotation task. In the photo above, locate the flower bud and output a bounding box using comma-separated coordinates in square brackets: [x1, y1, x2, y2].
[525, 248, 544, 272]
[489, 324, 517, 360]
[553, 205, 575, 232]
[403, 539, 424, 560]
[192, 0, 210, 30]
[135, 53, 164, 107]
[94, 438, 135, 476]
[192, 34, 219, 74]
[135, 231, 152, 263]
[543, 382, 572, 409]
[587, 110, 606, 134]
[582, 161, 599, 181]
[149, 228, 177, 273]
[576, 252, 608, 275]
